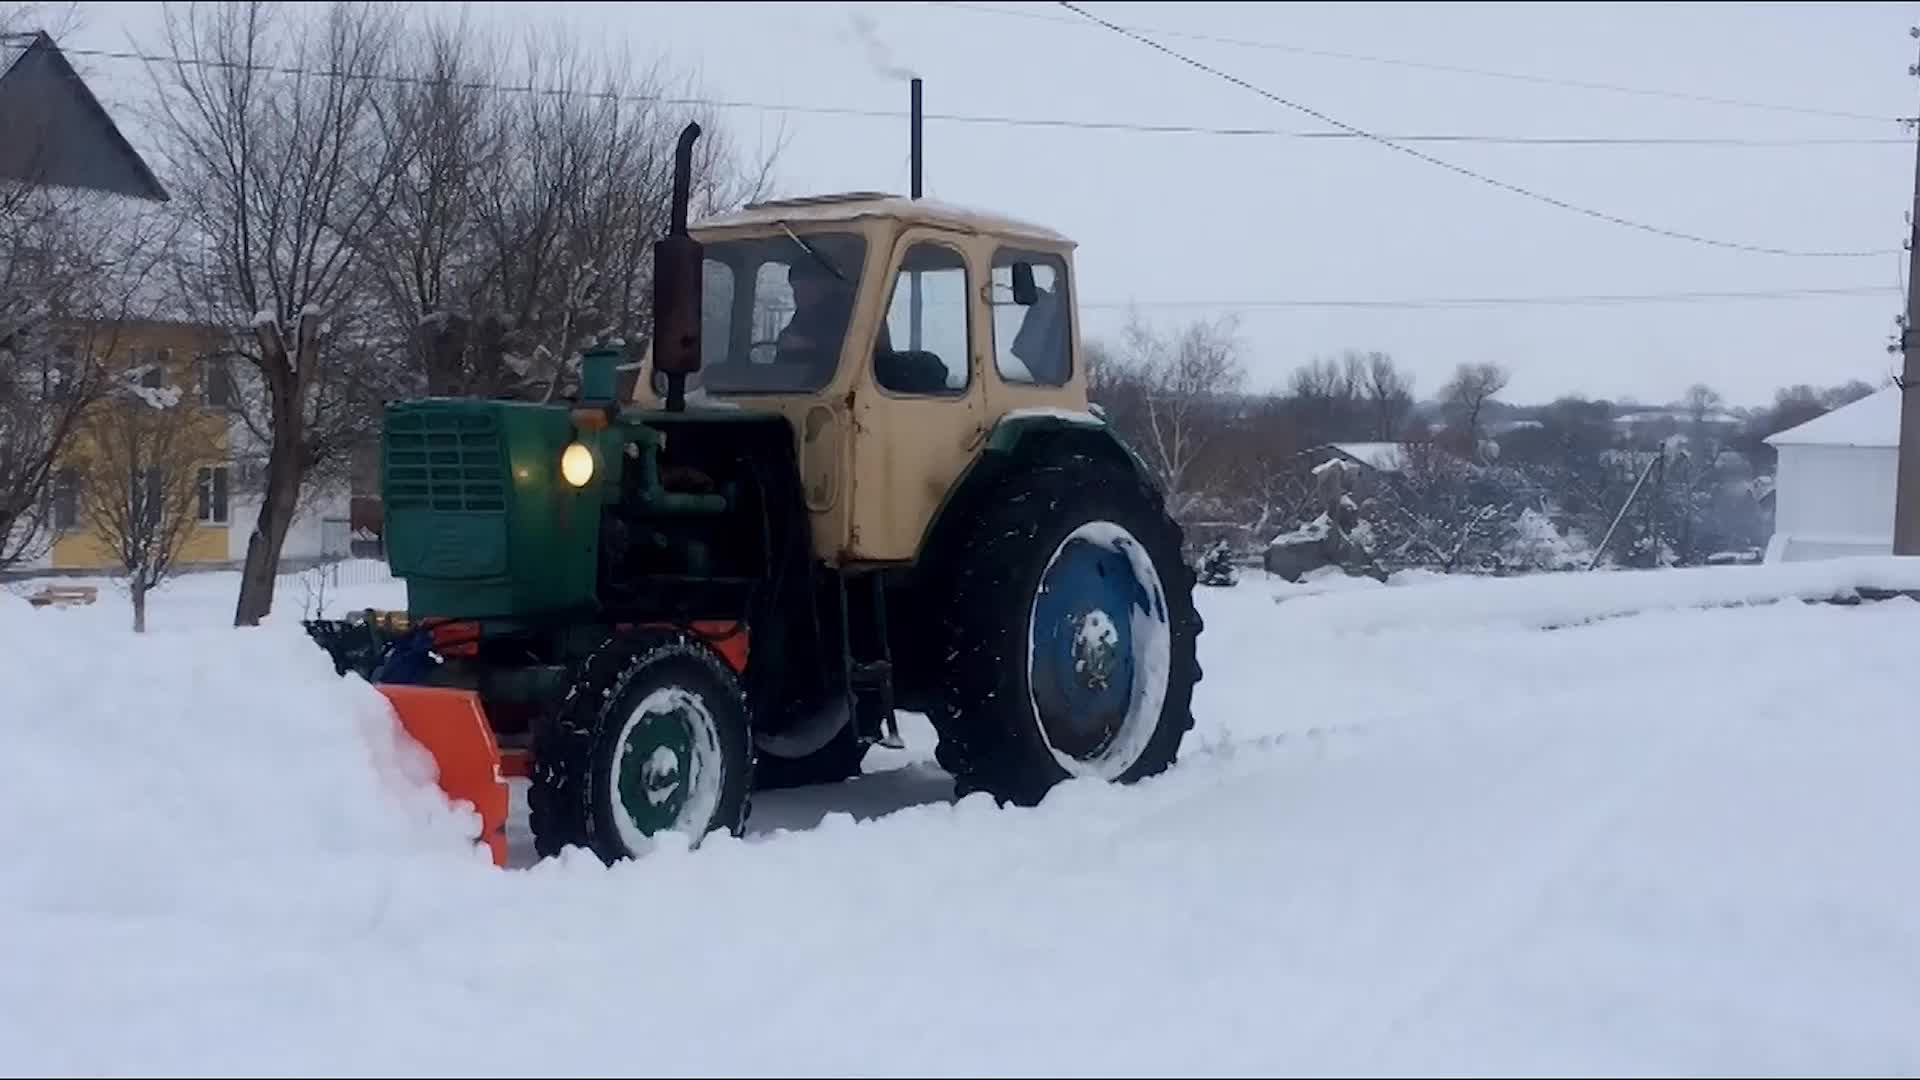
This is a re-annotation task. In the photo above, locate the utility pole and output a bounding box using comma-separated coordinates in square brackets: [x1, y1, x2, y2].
[1894, 26, 1920, 555]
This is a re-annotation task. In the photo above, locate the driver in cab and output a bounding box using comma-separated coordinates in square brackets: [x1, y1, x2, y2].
[775, 256, 859, 386]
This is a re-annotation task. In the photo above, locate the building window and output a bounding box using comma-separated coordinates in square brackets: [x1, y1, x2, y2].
[197, 466, 229, 524]
[50, 469, 78, 530]
[235, 458, 266, 493]
[199, 356, 233, 409]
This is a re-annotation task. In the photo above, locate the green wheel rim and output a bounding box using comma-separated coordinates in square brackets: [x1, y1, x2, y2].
[616, 709, 695, 835]
[608, 685, 726, 853]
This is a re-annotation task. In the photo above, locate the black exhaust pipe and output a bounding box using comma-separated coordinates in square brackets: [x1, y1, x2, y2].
[670, 122, 699, 234]
[910, 77, 922, 200]
[653, 122, 705, 412]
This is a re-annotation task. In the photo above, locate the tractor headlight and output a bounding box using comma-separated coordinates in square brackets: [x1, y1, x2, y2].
[561, 441, 595, 487]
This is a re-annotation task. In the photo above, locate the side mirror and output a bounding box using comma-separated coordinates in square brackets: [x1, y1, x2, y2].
[1010, 261, 1039, 306]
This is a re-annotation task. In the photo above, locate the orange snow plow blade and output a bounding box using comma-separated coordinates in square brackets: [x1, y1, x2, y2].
[377, 685, 509, 868]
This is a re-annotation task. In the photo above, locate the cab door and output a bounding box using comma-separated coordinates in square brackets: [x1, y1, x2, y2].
[845, 228, 987, 562]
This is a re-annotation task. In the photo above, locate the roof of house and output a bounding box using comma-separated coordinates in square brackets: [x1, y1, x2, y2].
[1763, 385, 1901, 449]
[0, 30, 168, 201]
[1297, 441, 1405, 470]
[693, 192, 1070, 246]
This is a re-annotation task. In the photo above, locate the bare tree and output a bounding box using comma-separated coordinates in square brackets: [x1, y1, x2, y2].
[1285, 354, 1364, 447]
[1109, 311, 1246, 520]
[1370, 441, 1527, 573]
[369, 16, 780, 403]
[145, 0, 412, 625]
[1441, 361, 1511, 452]
[70, 367, 221, 631]
[0, 190, 172, 571]
[1682, 383, 1724, 427]
[1362, 352, 1415, 441]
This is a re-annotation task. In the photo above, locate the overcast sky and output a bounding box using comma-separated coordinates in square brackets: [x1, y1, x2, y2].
[57, 0, 1920, 408]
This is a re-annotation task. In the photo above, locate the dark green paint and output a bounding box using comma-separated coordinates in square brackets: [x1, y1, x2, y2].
[382, 396, 747, 621]
[615, 706, 695, 834]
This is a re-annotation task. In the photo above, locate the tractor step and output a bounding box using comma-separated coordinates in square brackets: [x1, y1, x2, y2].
[839, 573, 904, 751]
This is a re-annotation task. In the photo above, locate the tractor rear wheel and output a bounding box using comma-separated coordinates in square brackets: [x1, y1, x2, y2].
[934, 452, 1201, 807]
[529, 628, 752, 863]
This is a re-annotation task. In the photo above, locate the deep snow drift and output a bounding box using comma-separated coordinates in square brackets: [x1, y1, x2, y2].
[4, 561, 1919, 1076]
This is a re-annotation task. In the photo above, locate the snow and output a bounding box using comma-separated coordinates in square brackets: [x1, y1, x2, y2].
[1071, 607, 1119, 671]
[699, 194, 1069, 244]
[1000, 405, 1104, 426]
[121, 380, 182, 409]
[1328, 440, 1408, 472]
[1268, 512, 1332, 547]
[250, 309, 277, 329]
[1256, 554, 1920, 633]
[4, 559, 1920, 1074]
[1764, 385, 1901, 448]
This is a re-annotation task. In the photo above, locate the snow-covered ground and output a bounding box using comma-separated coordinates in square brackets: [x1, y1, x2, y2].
[4, 560, 1919, 1075]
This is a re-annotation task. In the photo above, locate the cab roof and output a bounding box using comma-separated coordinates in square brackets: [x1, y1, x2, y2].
[692, 192, 1072, 247]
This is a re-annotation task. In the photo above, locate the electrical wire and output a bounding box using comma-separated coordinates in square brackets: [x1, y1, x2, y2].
[1077, 284, 1901, 312]
[49, 41, 1907, 149]
[1056, 1, 1903, 259]
[931, 1, 1898, 125]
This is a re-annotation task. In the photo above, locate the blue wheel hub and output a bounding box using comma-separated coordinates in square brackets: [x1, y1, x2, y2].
[1030, 534, 1150, 760]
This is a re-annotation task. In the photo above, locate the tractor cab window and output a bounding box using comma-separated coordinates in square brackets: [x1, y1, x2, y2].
[874, 241, 969, 396]
[990, 249, 1071, 387]
[682, 230, 868, 396]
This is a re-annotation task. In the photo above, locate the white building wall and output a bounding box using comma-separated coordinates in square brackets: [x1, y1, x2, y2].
[226, 484, 352, 562]
[1765, 443, 1896, 562]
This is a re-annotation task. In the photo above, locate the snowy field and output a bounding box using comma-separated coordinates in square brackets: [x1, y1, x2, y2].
[5, 559, 1920, 1076]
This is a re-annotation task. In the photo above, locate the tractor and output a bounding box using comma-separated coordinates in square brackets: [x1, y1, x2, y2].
[306, 122, 1204, 866]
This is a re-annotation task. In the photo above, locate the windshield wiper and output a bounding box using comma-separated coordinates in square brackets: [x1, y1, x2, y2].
[778, 220, 849, 284]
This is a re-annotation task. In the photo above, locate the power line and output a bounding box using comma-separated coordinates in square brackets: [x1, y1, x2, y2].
[1079, 284, 1901, 312]
[1056, 1, 1902, 260]
[932, 1, 1898, 125]
[54, 41, 1907, 150]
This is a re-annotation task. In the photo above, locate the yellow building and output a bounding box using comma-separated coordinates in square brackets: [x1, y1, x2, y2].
[42, 318, 238, 571]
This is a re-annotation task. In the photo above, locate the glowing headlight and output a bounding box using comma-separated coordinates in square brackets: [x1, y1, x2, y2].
[561, 441, 595, 487]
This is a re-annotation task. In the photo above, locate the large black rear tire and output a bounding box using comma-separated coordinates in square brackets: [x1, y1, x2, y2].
[529, 628, 752, 863]
[933, 452, 1202, 807]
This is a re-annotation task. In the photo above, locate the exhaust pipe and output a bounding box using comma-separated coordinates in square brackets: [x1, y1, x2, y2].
[653, 122, 705, 413]
[910, 77, 922, 200]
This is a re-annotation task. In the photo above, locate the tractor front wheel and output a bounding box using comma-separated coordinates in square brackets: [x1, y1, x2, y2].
[529, 628, 752, 863]
[935, 453, 1202, 807]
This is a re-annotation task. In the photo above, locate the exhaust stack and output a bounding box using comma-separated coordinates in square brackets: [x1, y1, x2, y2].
[910, 77, 922, 199]
[652, 122, 705, 412]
